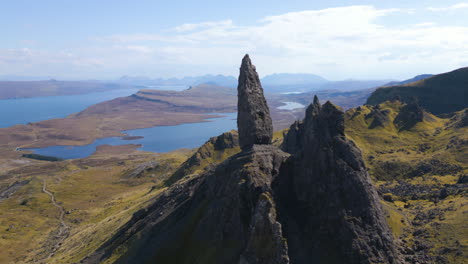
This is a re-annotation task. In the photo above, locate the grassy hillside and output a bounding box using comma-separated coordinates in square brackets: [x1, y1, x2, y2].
[0, 146, 193, 263]
[367, 67, 468, 114]
[0, 97, 466, 263]
[345, 101, 467, 263]
[0, 129, 245, 263]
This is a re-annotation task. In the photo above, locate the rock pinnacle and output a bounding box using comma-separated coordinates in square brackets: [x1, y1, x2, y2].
[237, 54, 273, 150]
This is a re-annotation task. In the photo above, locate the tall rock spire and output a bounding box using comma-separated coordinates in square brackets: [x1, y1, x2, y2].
[237, 54, 273, 150]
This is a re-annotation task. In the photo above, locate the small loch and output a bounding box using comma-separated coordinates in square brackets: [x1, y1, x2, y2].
[277, 101, 305, 110]
[23, 113, 237, 159]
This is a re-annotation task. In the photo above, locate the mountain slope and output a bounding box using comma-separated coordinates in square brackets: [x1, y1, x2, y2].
[344, 100, 467, 263]
[367, 67, 468, 114]
[83, 55, 400, 264]
[383, 74, 433, 87]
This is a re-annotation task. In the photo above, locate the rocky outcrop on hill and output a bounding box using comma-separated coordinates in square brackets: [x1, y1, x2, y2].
[366, 105, 391, 129]
[237, 54, 273, 150]
[165, 130, 240, 185]
[450, 109, 468, 128]
[84, 144, 290, 264]
[394, 100, 424, 130]
[279, 96, 400, 263]
[83, 55, 400, 264]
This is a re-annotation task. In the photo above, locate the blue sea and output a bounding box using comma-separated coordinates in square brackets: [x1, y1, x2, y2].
[0, 89, 139, 128]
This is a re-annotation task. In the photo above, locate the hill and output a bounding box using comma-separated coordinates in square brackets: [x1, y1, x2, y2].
[118, 74, 238, 88]
[383, 74, 433, 87]
[82, 55, 400, 264]
[367, 67, 468, 114]
[344, 100, 467, 263]
[318, 79, 391, 91]
[0, 57, 466, 263]
[261, 76, 390, 94]
[0, 80, 136, 99]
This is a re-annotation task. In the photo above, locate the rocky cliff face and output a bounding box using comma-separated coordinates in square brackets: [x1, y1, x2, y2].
[279, 96, 400, 263]
[237, 54, 273, 150]
[83, 55, 400, 264]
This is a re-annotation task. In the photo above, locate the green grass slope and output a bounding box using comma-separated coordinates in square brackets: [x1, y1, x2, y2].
[345, 101, 467, 263]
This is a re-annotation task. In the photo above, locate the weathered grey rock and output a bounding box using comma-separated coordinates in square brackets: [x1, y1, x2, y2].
[237, 54, 273, 150]
[83, 62, 402, 264]
[279, 97, 401, 264]
[84, 145, 290, 264]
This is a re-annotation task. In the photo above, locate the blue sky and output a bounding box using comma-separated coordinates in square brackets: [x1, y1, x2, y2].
[2, 0, 468, 80]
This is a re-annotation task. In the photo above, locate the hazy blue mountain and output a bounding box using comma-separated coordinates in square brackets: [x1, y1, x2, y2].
[0, 75, 55, 81]
[261, 73, 328, 86]
[260, 73, 328, 93]
[318, 79, 393, 91]
[383, 74, 433, 87]
[118, 74, 237, 87]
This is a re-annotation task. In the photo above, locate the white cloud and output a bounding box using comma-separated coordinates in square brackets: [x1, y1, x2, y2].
[173, 20, 233, 32]
[427, 2, 468, 11]
[1, 5, 468, 79]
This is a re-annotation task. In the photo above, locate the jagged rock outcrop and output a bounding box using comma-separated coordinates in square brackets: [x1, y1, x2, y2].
[449, 108, 468, 128]
[84, 145, 290, 264]
[281, 120, 301, 154]
[394, 100, 424, 130]
[237, 54, 273, 150]
[279, 96, 400, 263]
[165, 130, 240, 185]
[365, 105, 391, 129]
[83, 56, 400, 264]
[123, 161, 159, 179]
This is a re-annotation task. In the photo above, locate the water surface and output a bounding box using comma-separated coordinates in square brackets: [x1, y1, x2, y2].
[0, 89, 139, 128]
[25, 113, 237, 159]
[277, 101, 305, 110]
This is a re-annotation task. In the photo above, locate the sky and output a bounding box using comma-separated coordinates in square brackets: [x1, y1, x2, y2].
[1, 0, 468, 80]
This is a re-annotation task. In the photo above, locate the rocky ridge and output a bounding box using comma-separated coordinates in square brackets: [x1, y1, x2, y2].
[280, 96, 400, 263]
[83, 55, 401, 264]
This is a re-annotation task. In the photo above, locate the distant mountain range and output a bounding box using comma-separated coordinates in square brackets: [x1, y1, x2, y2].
[261, 73, 328, 86]
[117, 73, 396, 94]
[0, 72, 441, 97]
[118, 74, 238, 88]
[0, 75, 56, 81]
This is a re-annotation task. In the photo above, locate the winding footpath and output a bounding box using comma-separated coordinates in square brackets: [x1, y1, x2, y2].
[42, 179, 70, 259]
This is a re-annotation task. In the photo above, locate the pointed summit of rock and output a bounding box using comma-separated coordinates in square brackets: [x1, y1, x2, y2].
[304, 95, 321, 119]
[84, 65, 401, 264]
[280, 96, 400, 263]
[237, 54, 273, 150]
